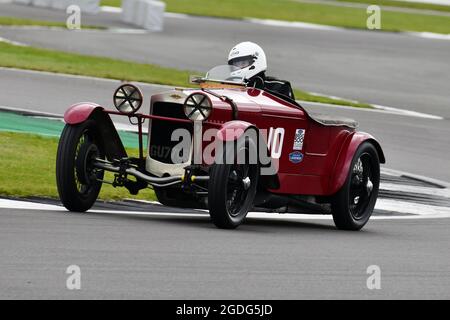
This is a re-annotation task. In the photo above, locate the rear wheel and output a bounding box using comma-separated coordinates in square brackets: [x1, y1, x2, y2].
[331, 142, 380, 230]
[208, 137, 259, 229]
[56, 120, 104, 212]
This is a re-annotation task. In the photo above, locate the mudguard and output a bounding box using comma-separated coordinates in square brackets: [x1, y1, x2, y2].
[329, 132, 385, 195]
[64, 102, 103, 124]
[216, 120, 256, 142]
[216, 120, 279, 189]
[63, 102, 127, 160]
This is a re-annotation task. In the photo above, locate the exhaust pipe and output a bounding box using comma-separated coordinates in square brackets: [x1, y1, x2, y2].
[93, 161, 183, 186]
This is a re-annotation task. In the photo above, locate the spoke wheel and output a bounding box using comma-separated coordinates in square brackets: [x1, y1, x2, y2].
[348, 154, 374, 220]
[208, 136, 259, 229]
[331, 142, 380, 231]
[226, 162, 253, 217]
[56, 120, 104, 212]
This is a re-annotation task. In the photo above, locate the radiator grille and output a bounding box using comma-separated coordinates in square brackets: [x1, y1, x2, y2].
[149, 102, 192, 164]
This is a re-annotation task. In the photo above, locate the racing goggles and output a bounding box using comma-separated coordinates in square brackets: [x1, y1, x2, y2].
[228, 55, 256, 69]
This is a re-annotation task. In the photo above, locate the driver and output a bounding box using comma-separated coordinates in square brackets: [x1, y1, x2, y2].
[227, 41, 295, 100]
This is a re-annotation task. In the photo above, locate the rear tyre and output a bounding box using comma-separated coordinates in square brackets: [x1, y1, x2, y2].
[208, 136, 259, 229]
[331, 142, 380, 231]
[56, 120, 104, 212]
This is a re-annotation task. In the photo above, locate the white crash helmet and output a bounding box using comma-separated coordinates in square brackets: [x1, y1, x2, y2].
[228, 42, 267, 80]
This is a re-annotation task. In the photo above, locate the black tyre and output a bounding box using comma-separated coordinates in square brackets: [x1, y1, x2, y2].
[153, 186, 205, 209]
[208, 136, 259, 229]
[331, 142, 380, 230]
[56, 120, 104, 212]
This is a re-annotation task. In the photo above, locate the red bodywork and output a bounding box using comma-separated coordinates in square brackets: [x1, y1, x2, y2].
[65, 87, 384, 197]
[64, 102, 103, 124]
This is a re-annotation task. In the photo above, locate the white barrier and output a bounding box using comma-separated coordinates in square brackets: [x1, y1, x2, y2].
[14, 0, 100, 14]
[121, 0, 138, 24]
[122, 0, 166, 31]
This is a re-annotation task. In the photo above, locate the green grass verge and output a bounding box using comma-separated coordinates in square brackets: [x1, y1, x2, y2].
[0, 42, 192, 87]
[0, 16, 103, 29]
[101, 0, 450, 33]
[0, 131, 156, 201]
[0, 41, 371, 108]
[336, 0, 450, 13]
[294, 89, 371, 108]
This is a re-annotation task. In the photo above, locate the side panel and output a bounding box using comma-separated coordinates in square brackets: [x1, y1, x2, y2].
[269, 125, 352, 195]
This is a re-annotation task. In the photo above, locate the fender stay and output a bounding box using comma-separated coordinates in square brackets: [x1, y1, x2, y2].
[64, 102, 127, 160]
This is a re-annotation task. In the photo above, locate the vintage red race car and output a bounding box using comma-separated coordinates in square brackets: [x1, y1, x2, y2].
[56, 65, 385, 230]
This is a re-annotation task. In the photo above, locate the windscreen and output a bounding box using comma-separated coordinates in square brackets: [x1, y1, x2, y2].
[205, 65, 246, 84]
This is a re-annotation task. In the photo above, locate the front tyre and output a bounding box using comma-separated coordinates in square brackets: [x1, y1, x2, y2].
[208, 136, 259, 229]
[331, 142, 380, 231]
[56, 120, 104, 212]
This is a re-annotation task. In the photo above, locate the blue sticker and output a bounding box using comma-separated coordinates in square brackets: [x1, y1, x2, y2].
[289, 151, 304, 164]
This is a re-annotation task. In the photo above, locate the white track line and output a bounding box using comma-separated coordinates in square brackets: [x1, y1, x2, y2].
[376, 198, 450, 217]
[107, 28, 149, 34]
[380, 182, 450, 198]
[410, 32, 450, 40]
[372, 104, 444, 120]
[300, 100, 443, 120]
[100, 6, 122, 13]
[101, 6, 189, 19]
[396, 0, 450, 6]
[245, 18, 341, 31]
[0, 36, 28, 46]
[1, 199, 450, 220]
[0, 199, 62, 211]
[381, 168, 450, 188]
[301, 100, 443, 120]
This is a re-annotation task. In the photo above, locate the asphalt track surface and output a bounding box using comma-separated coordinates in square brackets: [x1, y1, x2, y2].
[1, 201, 449, 300]
[0, 2, 450, 300]
[1, 69, 450, 299]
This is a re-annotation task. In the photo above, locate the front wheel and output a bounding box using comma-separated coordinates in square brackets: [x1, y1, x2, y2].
[56, 120, 104, 212]
[208, 137, 259, 229]
[331, 142, 380, 230]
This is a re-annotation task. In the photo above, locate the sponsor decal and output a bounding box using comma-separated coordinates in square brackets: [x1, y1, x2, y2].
[293, 129, 305, 151]
[289, 151, 304, 164]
